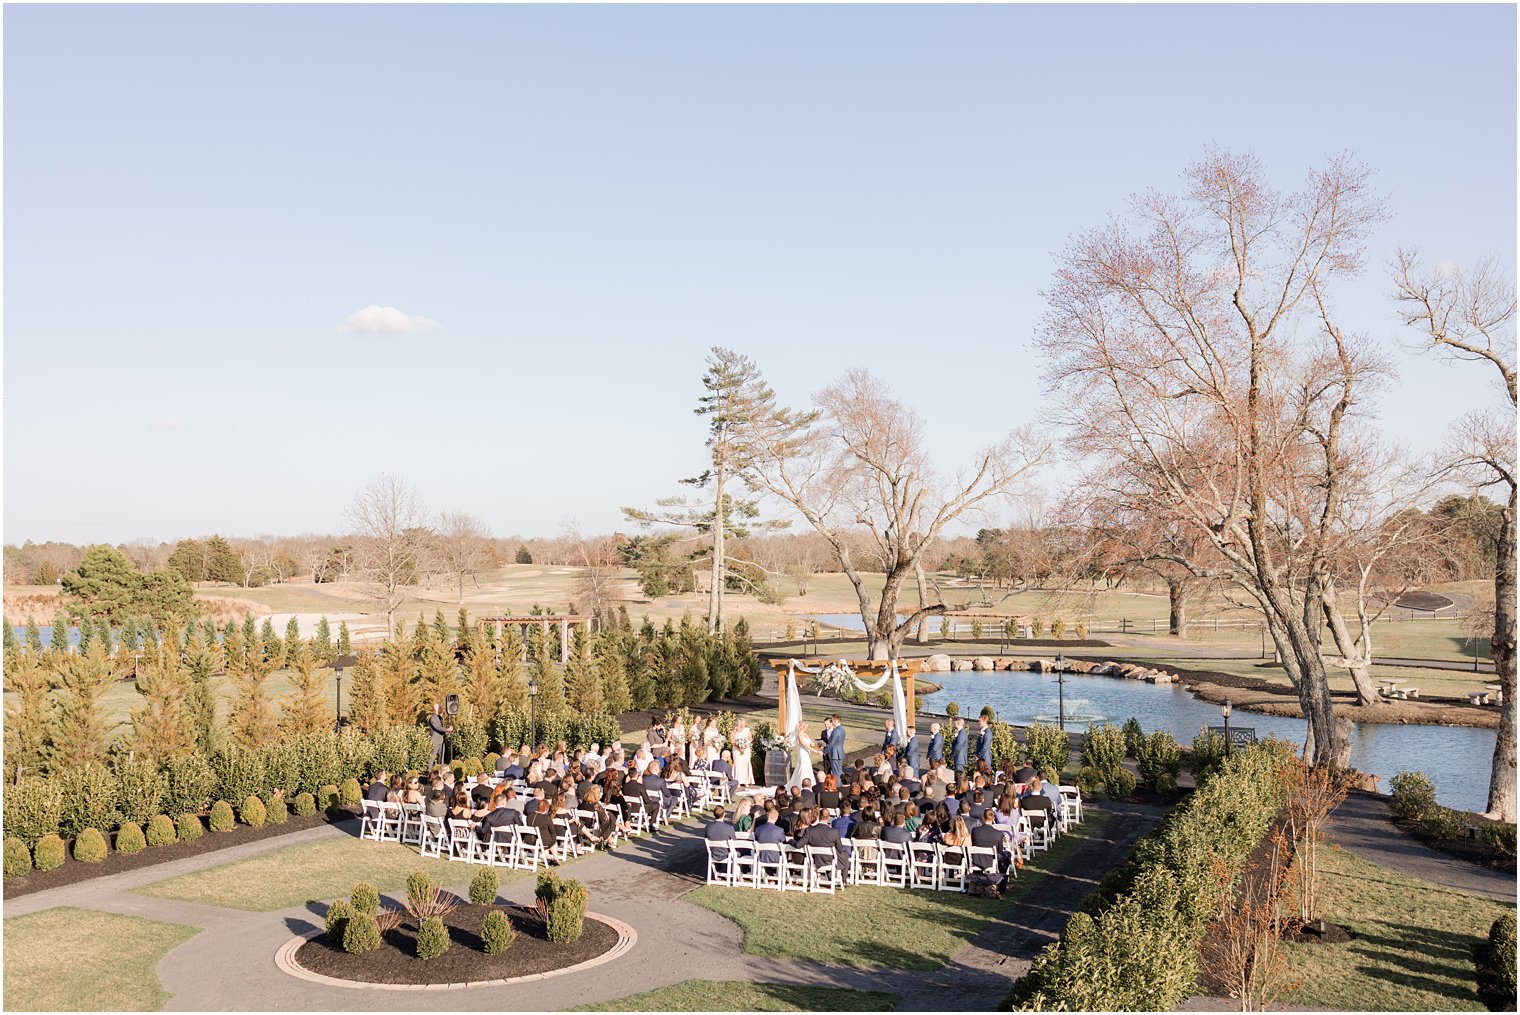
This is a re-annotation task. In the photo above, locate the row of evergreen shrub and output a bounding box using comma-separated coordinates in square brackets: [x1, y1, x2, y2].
[1005, 739, 1295, 1011]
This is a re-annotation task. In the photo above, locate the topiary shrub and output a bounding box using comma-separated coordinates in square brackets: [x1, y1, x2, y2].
[177, 813, 205, 841]
[209, 800, 236, 832]
[324, 899, 354, 943]
[319, 784, 340, 812]
[4, 837, 31, 878]
[146, 815, 177, 847]
[1481, 822, 1516, 860]
[1082, 722, 1131, 798]
[342, 912, 381, 955]
[534, 869, 588, 943]
[240, 794, 267, 828]
[1121, 717, 1145, 757]
[1475, 912, 1517, 1010]
[115, 822, 146, 854]
[338, 778, 362, 808]
[33, 834, 66, 872]
[483, 752, 501, 773]
[3, 777, 63, 847]
[415, 915, 450, 959]
[350, 881, 380, 915]
[469, 868, 500, 906]
[1390, 771, 1437, 821]
[1135, 731, 1182, 795]
[74, 827, 108, 863]
[945, 701, 960, 719]
[1421, 806, 1463, 840]
[481, 908, 515, 954]
[462, 757, 483, 777]
[265, 795, 288, 825]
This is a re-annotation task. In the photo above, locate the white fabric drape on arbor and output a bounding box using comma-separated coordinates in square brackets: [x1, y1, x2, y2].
[788, 657, 910, 734]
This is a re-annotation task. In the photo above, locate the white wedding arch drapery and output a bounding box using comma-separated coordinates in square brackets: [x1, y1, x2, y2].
[783, 658, 910, 742]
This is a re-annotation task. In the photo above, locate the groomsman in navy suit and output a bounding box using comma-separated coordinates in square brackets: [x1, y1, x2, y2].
[927, 722, 944, 765]
[975, 715, 995, 767]
[950, 717, 969, 773]
[903, 726, 922, 775]
[826, 714, 847, 779]
[881, 718, 901, 756]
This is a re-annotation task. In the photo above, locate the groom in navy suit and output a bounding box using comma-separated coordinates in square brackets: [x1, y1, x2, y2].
[826, 714, 846, 779]
[950, 717, 969, 773]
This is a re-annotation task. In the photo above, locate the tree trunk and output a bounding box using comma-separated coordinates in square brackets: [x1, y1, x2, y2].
[708, 460, 726, 634]
[1487, 483, 1516, 821]
[914, 564, 931, 644]
[1321, 583, 1382, 707]
[1167, 577, 1192, 638]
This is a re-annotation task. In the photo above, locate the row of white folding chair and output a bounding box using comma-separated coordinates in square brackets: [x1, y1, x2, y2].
[443, 818, 545, 870]
[361, 801, 424, 844]
[705, 840, 842, 893]
[1059, 785, 1083, 825]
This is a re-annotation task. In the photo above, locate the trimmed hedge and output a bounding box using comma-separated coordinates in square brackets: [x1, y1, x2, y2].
[1135, 731, 1182, 794]
[4, 837, 31, 878]
[1475, 912, 1517, 1010]
[338, 778, 362, 807]
[209, 800, 236, 832]
[33, 834, 66, 871]
[3, 778, 63, 847]
[293, 792, 317, 817]
[74, 827, 109, 863]
[177, 813, 205, 841]
[115, 822, 147, 854]
[146, 814, 178, 847]
[1007, 741, 1294, 1011]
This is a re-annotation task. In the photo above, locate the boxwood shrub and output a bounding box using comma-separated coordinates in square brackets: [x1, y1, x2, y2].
[338, 778, 362, 807]
[266, 794, 288, 825]
[318, 784, 340, 811]
[481, 909, 515, 954]
[292, 792, 317, 817]
[1390, 771, 1437, 821]
[115, 822, 147, 854]
[342, 912, 380, 955]
[146, 814, 178, 847]
[324, 900, 354, 943]
[469, 868, 500, 906]
[415, 915, 450, 959]
[208, 800, 236, 833]
[4, 837, 31, 878]
[177, 813, 205, 841]
[240, 795, 267, 828]
[33, 834, 67, 871]
[74, 827, 109, 863]
[3, 778, 63, 847]
[534, 869, 588, 943]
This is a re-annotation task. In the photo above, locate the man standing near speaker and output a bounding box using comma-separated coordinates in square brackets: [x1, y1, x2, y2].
[429, 702, 453, 766]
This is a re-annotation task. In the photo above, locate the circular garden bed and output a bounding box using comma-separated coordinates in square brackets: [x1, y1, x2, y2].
[286, 904, 631, 987]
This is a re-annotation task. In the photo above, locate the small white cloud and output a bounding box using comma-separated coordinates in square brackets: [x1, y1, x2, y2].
[338, 305, 442, 335]
[148, 418, 189, 430]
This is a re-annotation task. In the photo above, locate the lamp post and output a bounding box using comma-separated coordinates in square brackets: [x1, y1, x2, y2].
[1221, 699, 1232, 754]
[1055, 652, 1066, 730]
[334, 659, 344, 728]
[529, 676, 540, 746]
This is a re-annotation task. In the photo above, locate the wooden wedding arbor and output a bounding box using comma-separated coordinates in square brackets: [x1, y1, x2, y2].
[481, 614, 591, 665]
[774, 657, 925, 733]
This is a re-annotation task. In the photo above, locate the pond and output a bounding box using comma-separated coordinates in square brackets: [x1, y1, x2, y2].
[916, 669, 1497, 813]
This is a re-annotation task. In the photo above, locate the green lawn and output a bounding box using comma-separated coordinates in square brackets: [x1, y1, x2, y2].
[4, 906, 199, 1011]
[1284, 846, 1509, 1011]
[686, 810, 1113, 970]
[134, 837, 517, 912]
[574, 980, 900, 1012]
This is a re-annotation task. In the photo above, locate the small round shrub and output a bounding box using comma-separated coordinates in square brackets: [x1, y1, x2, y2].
[338, 778, 362, 807]
[469, 868, 500, 906]
[342, 912, 380, 955]
[415, 915, 450, 959]
[324, 899, 354, 943]
[266, 795, 288, 825]
[406, 871, 432, 909]
[484, 752, 501, 772]
[115, 822, 146, 854]
[534, 870, 588, 943]
[240, 795, 266, 828]
[178, 813, 205, 841]
[33, 834, 66, 871]
[481, 909, 515, 954]
[350, 881, 379, 915]
[209, 800, 236, 832]
[318, 784, 340, 811]
[4, 837, 31, 878]
[945, 701, 960, 719]
[1389, 771, 1437, 821]
[74, 827, 108, 863]
[1421, 806, 1463, 840]
[449, 761, 465, 781]
[292, 792, 317, 817]
[1484, 912, 1517, 1002]
[979, 705, 996, 721]
[1481, 821, 1516, 860]
[146, 815, 177, 847]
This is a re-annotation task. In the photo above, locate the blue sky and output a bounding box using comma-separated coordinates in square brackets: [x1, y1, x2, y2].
[5, 4, 1515, 545]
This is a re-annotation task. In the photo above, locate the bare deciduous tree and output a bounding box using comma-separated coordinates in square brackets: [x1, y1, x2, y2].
[346, 474, 427, 640]
[1395, 249, 1516, 820]
[1038, 150, 1386, 765]
[744, 367, 1048, 660]
[436, 511, 493, 604]
[563, 521, 622, 622]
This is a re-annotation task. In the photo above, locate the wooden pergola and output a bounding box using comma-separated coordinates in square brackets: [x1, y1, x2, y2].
[774, 658, 925, 734]
[481, 615, 592, 665]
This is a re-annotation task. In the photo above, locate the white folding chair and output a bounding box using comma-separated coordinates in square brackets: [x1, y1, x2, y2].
[705, 772, 732, 807]
[1026, 811, 1053, 852]
[485, 826, 516, 867]
[625, 799, 651, 837]
[967, 843, 1001, 881]
[551, 818, 581, 859]
[400, 803, 424, 845]
[447, 819, 480, 863]
[1060, 786, 1084, 825]
[877, 840, 910, 888]
[753, 839, 786, 890]
[378, 801, 404, 842]
[909, 842, 939, 890]
[807, 846, 842, 893]
[937, 844, 968, 892]
[419, 814, 447, 857]
[783, 847, 811, 891]
[731, 836, 757, 887]
[704, 838, 736, 885]
[360, 801, 385, 841]
[513, 825, 544, 871]
[849, 839, 882, 886]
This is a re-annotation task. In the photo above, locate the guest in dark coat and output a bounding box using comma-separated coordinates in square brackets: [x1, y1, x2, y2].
[704, 805, 737, 861]
[791, 807, 848, 869]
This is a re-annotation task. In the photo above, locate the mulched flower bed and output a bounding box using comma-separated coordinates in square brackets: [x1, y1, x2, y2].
[1284, 919, 1356, 945]
[3, 809, 357, 900]
[294, 904, 618, 985]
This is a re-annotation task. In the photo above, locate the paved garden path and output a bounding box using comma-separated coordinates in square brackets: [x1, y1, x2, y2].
[5, 803, 1158, 1011]
[1326, 791, 1515, 903]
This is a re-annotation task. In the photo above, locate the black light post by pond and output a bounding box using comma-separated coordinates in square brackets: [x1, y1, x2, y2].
[1221, 699, 1232, 754]
[1055, 651, 1066, 730]
[334, 658, 344, 727]
[529, 676, 540, 746]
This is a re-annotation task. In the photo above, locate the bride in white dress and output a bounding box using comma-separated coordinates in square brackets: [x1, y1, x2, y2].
[786, 720, 821, 790]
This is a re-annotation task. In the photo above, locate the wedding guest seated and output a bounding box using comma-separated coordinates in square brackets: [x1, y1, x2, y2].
[425, 788, 449, 819]
[853, 806, 883, 840]
[882, 809, 911, 845]
[791, 806, 847, 870]
[711, 751, 738, 794]
[971, 809, 1013, 875]
[904, 802, 923, 837]
[705, 804, 737, 861]
[470, 778, 495, 810]
[967, 789, 988, 822]
[477, 791, 524, 842]
[523, 786, 548, 818]
[581, 785, 617, 849]
[830, 808, 854, 841]
[496, 752, 524, 778]
[898, 764, 922, 797]
[754, 804, 787, 866]
[1013, 758, 1038, 784]
[993, 790, 1022, 827]
[364, 771, 391, 803]
[642, 762, 667, 812]
[448, 787, 477, 821]
[732, 798, 755, 833]
[942, 792, 961, 820]
[817, 775, 842, 812]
